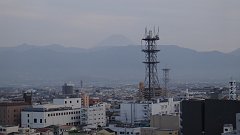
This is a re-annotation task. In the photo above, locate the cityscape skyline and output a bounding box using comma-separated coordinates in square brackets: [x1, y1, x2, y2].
[0, 1, 240, 135]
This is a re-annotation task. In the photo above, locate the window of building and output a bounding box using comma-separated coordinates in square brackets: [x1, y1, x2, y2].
[48, 114, 50, 117]
[28, 119, 29, 123]
[65, 101, 67, 104]
[34, 118, 37, 123]
[27, 114, 29, 117]
[45, 119, 46, 123]
[70, 101, 72, 103]
[40, 119, 42, 123]
[77, 100, 79, 103]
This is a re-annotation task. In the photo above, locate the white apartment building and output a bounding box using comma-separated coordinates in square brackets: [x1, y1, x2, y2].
[21, 98, 82, 128]
[86, 103, 107, 128]
[116, 98, 180, 124]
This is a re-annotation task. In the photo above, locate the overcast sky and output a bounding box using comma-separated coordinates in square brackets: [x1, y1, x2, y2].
[0, 0, 240, 52]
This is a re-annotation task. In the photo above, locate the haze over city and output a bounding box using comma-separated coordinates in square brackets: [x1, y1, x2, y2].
[1, 1, 240, 135]
[1, 0, 240, 52]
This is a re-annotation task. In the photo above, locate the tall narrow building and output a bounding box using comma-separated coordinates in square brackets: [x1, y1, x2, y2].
[62, 83, 74, 95]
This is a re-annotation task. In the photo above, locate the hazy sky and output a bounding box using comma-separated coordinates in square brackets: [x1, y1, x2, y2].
[1, 0, 240, 52]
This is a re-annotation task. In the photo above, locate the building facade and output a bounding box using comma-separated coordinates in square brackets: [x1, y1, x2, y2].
[21, 98, 82, 128]
[0, 102, 31, 126]
[87, 103, 107, 128]
[116, 98, 180, 124]
[81, 93, 89, 107]
[62, 83, 74, 95]
[150, 114, 179, 130]
[180, 99, 240, 135]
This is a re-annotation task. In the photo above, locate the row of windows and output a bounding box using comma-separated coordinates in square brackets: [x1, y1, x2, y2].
[32, 118, 46, 123]
[0, 119, 18, 123]
[64, 100, 79, 104]
[90, 108, 103, 111]
[161, 105, 168, 109]
[88, 122, 105, 125]
[71, 116, 80, 120]
[66, 121, 81, 126]
[26, 121, 81, 128]
[47, 111, 81, 117]
[88, 117, 104, 121]
[88, 113, 104, 116]
[119, 132, 133, 134]
[0, 128, 6, 132]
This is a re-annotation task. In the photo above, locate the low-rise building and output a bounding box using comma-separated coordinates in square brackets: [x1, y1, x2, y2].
[81, 93, 89, 107]
[87, 103, 107, 128]
[21, 98, 82, 128]
[116, 98, 180, 124]
[150, 114, 179, 130]
[141, 127, 178, 135]
[89, 97, 101, 106]
[0, 125, 19, 135]
[0, 102, 31, 126]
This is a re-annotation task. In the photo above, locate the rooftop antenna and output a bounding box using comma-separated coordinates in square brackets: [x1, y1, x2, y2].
[145, 27, 147, 37]
[154, 26, 156, 35]
[229, 79, 237, 100]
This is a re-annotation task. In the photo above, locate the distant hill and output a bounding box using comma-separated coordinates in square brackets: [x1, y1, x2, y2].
[97, 34, 135, 47]
[230, 48, 240, 56]
[0, 44, 239, 86]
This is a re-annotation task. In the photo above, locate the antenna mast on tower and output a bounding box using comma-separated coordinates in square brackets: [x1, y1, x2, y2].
[141, 27, 163, 100]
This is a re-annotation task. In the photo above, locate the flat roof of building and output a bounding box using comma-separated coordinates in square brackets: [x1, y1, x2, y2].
[0, 102, 31, 106]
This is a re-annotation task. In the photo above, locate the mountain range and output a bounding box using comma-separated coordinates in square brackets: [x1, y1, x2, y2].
[0, 41, 240, 86]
